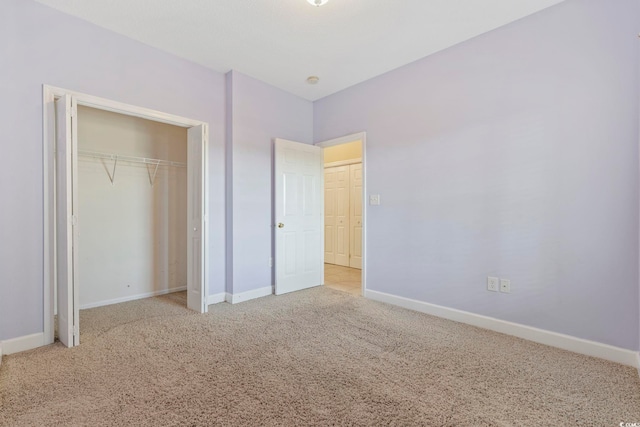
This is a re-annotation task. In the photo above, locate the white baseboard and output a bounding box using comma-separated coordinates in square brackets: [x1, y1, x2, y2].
[79, 287, 187, 310]
[226, 286, 272, 304]
[0, 333, 46, 355]
[207, 292, 226, 305]
[365, 289, 639, 368]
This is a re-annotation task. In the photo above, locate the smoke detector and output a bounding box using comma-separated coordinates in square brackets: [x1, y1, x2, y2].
[307, 0, 329, 6]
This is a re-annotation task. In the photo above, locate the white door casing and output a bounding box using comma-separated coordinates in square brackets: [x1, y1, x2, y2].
[187, 124, 207, 313]
[350, 163, 363, 269]
[275, 138, 324, 295]
[324, 165, 350, 266]
[55, 94, 80, 347]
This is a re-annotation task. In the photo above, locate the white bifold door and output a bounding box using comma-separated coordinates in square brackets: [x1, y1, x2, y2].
[274, 139, 324, 295]
[349, 163, 363, 269]
[324, 166, 350, 266]
[187, 124, 207, 313]
[55, 94, 80, 347]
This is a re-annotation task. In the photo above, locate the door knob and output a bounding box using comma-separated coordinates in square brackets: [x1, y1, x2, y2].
[278, 223, 285, 228]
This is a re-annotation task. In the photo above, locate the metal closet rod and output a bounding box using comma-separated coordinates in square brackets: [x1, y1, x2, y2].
[77, 150, 187, 168]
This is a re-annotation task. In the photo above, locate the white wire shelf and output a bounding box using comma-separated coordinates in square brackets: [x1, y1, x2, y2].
[77, 150, 186, 186]
[78, 150, 186, 168]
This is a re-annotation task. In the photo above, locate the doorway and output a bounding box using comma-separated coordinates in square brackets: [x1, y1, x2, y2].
[43, 85, 209, 347]
[273, 132, 367, 297]
[322, 140, 363, 296]
[316, 133, 365, 296]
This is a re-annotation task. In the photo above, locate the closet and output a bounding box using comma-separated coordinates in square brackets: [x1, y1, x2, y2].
[324, 162, 362, 269]
[76, 106, 187, 309]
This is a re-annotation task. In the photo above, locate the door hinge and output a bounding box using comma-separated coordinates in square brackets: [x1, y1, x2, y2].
[73, 325, 79, 336]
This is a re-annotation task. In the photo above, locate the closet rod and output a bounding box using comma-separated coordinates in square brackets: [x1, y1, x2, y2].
[77, 150, 187, 168]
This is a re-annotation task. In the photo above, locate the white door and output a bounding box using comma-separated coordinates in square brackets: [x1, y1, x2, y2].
[349, 163, 363, 269]
[55, 94, 79, 347]
[275, 139, 324, 295]
[324, 169, 336, 264]
[187, 124, 207, 313]
[324, 166, 350, 266]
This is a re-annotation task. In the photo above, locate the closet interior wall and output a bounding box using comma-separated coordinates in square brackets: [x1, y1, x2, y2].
[77, 106, 188, 309]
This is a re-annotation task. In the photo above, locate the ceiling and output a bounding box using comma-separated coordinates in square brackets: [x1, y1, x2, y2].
[34, 0, 564, 101]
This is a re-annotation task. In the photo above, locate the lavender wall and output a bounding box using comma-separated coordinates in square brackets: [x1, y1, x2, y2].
[314, 0, 640, 350]
[0, 0, 227, 341]
[227, 71, 313, 294]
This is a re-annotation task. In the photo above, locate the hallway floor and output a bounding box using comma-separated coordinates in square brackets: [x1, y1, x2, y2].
[324, 263, 361, 296]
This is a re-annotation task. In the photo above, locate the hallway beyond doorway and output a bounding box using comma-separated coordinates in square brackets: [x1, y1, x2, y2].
[324, 264, 361, 296]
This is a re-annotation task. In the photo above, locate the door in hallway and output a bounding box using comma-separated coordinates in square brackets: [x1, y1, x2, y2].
[324, 165, 350, 267]
[349, 163, 363, 269]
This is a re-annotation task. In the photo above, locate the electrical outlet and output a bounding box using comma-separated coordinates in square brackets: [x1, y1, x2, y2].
[487, 276, 499, 292]
[500, 279, 511, 293]
[369, 194, 380, 205]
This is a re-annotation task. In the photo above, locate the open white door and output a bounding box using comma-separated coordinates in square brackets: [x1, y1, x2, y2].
[274, 139, 324, 295]
[187, 124, 207, 312]
[55, 94, 79, 347]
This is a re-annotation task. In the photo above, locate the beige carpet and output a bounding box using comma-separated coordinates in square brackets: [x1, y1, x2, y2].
[1, 288, 639, 426]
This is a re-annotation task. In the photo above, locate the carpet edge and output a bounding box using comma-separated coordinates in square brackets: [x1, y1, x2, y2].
[365, 289, 639, 368]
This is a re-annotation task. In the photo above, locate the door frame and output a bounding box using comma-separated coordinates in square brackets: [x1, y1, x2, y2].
[42, 84, 210, 345]
[315, 132, 367, 295]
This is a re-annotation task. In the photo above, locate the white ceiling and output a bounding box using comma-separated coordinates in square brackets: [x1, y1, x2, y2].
[34, 0, 564, 101]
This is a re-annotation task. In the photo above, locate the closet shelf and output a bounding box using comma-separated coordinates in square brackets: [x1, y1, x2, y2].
[78, 150, 185, 186]
[78, 150, 187, 168]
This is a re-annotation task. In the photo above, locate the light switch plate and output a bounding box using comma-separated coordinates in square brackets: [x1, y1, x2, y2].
[369, 194, 380, 205]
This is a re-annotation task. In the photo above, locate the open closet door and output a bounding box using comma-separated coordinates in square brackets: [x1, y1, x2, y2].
[55, 94, 79, 347]
[187, 124, 207, 313]
[274, 139, 324, 295]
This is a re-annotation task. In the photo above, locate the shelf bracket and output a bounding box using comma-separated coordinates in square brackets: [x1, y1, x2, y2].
[101, 156, 118, 185]
[146, 162, 160, 186]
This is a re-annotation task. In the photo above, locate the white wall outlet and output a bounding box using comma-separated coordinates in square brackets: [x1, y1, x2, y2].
[500, 279, 511, 293]
[487, 276, 499, 292]
[369, 194, 380, 205]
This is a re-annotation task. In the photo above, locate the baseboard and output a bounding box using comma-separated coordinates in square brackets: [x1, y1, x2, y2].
[79, 287, 187, 310]
[0, 341, 3, 366]
[207, 292, 226, 305]
[226, 286, 272, 304]
[0, 333, 46, 355]
[637, 352, 640, 377]
[365, 289, 639, 368]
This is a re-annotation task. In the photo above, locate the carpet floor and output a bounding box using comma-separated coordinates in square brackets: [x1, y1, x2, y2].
[1, 288, 639, 426]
